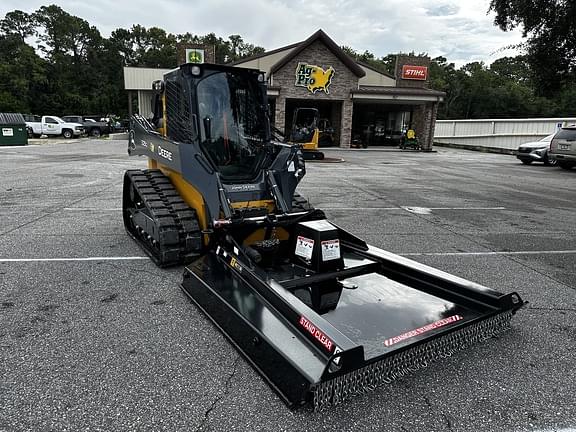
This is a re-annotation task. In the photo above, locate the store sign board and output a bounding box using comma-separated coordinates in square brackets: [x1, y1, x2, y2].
[402, 65, 428, 81]
[186, 48, 205, 63]
[295, 62, 335, 94]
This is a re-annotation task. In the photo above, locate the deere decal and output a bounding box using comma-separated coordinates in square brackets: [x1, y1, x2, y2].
[186, 48, 205, 63]
[295, 62, 335, 94]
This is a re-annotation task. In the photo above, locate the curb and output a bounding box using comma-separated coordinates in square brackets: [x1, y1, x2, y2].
[433, 142, 516, 155]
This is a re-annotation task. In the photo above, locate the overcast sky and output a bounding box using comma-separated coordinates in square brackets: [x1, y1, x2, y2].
[1, 0, 524, 66]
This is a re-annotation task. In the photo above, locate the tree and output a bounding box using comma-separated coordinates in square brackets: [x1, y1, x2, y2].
[489, 56, 532, 85]
[429, 56, 464, 118]
[0, 10, 36, 41]
[340, 46, 395, 75]
[489, 0, 576, 94]
[34, 5, 100, 61]
[0, 35, 47, 113]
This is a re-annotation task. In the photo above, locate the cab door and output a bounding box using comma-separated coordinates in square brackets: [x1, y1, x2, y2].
[42, 117, 61, 135]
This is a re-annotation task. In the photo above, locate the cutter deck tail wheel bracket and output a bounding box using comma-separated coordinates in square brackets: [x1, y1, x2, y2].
[122, 62, 525, 410]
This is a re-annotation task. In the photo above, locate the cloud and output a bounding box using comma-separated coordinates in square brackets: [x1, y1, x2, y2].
[425, 3, 459, 16]
[0, 0, 524, 66]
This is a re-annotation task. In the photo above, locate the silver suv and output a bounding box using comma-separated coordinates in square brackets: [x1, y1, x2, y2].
[549, 126, 576, 170]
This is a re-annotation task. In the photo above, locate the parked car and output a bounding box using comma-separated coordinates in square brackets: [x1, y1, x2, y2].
[549, 126, 576, 170]
[516, 134, 557, 165]
[25, 115, 85, 138]
[62, 115, 110, 137]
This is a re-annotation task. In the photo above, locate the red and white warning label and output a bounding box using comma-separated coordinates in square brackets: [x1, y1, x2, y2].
[299, 316, 334, 352]
[321, 239, 340, 261]
[295, 236, 314, 260]
[384, 315, 463, 347]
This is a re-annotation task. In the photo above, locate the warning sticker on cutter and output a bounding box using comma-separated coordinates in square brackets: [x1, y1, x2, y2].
[321, 239, 340, 261]
[384, 314, 463, 347]
[295, 236, 314, 260]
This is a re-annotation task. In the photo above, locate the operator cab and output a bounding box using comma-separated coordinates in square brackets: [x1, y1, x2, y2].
[154, 64, 271, 182]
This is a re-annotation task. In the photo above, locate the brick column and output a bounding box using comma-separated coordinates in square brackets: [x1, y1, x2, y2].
[415, 102, 438, 152]
[339, 99, 353, 148]
[411, 103, 436, 151]
[424, 102, 439, 152]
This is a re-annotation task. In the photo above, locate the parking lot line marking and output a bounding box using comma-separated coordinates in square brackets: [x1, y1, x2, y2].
[64, 208, 122, 211]
[63, 206, 508, 212]
[322, 207, 506, 211]
[427, 207, 507, 210]
[402, 250, 576, 257]
[2, 250, 571, 262]
[323, 207, 401, 210]
[0, 256, 149, 262]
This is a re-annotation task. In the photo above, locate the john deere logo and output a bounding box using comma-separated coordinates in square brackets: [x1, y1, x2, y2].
[186, 49, 204, 63]
[295, 62, 335, 94]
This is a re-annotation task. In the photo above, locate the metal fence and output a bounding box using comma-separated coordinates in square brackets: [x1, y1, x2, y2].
[434, 118, 576, 151]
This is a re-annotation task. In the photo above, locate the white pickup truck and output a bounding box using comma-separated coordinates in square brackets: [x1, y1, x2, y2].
[25, 115, 85, 139]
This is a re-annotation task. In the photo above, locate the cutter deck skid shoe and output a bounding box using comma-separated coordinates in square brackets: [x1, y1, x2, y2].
[122, 62, 525, 410]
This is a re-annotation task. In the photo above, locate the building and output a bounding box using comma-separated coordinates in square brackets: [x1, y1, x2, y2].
[123, 30, 444, 150]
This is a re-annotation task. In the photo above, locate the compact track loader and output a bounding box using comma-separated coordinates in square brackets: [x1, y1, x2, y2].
[123, 63, 524, 410]
[288, 107, 325, 160]
[271, 107, 325, 160]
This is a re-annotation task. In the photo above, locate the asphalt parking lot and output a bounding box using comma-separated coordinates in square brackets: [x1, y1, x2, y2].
[1, 140, 575, 432]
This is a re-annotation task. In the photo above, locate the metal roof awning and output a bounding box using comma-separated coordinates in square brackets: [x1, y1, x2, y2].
[123, 67, 174, 90]
[352, 87, 445, 104]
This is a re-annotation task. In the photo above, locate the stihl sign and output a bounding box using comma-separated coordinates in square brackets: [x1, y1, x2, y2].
[402, 65, 428, 81]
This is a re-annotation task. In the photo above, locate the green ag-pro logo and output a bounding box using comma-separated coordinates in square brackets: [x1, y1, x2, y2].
[186, 49, 204, 63]
[295, 62, 335, 94]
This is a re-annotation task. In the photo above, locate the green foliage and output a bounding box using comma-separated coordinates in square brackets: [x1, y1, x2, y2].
[338, 47, 576, 119]
[489, 0, 576, 95]
[0, 4, 574, 119]
[0, 10, 36, 41]
[0, 5, 265, 116]
[0, 35, 47, 113]
[341, 46, 395, 75]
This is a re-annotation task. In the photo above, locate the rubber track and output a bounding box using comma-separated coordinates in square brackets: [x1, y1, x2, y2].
[123, 169, 202, 267]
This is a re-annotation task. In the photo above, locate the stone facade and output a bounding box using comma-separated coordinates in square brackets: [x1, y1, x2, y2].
[176, 44, 216, 65]
[271, 40, 359, 148]
[411, 102, 438, 151]
[394, 55, 431, 89]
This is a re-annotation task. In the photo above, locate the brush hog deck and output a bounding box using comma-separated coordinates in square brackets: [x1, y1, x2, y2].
[181, 221, 524, 410]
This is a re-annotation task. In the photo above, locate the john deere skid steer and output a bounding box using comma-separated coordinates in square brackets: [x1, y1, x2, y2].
[288, 107, 325, 160]
[123, 63, 524, 410]
[270, 107, 325, 160]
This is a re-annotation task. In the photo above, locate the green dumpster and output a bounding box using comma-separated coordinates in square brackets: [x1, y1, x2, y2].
[0, 113, 28, 146]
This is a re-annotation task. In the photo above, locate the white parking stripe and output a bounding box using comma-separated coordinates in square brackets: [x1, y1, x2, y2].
[64, 208, 122, 211]
[322, 207, 506, 211]
[416, 207, 506, 210]
[62, 206, 508, 212]
[402, 250, 576, 257]
[0, 257, 149, 262]
[1, 250, 572, 263]
[323, 207, 401, 210]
